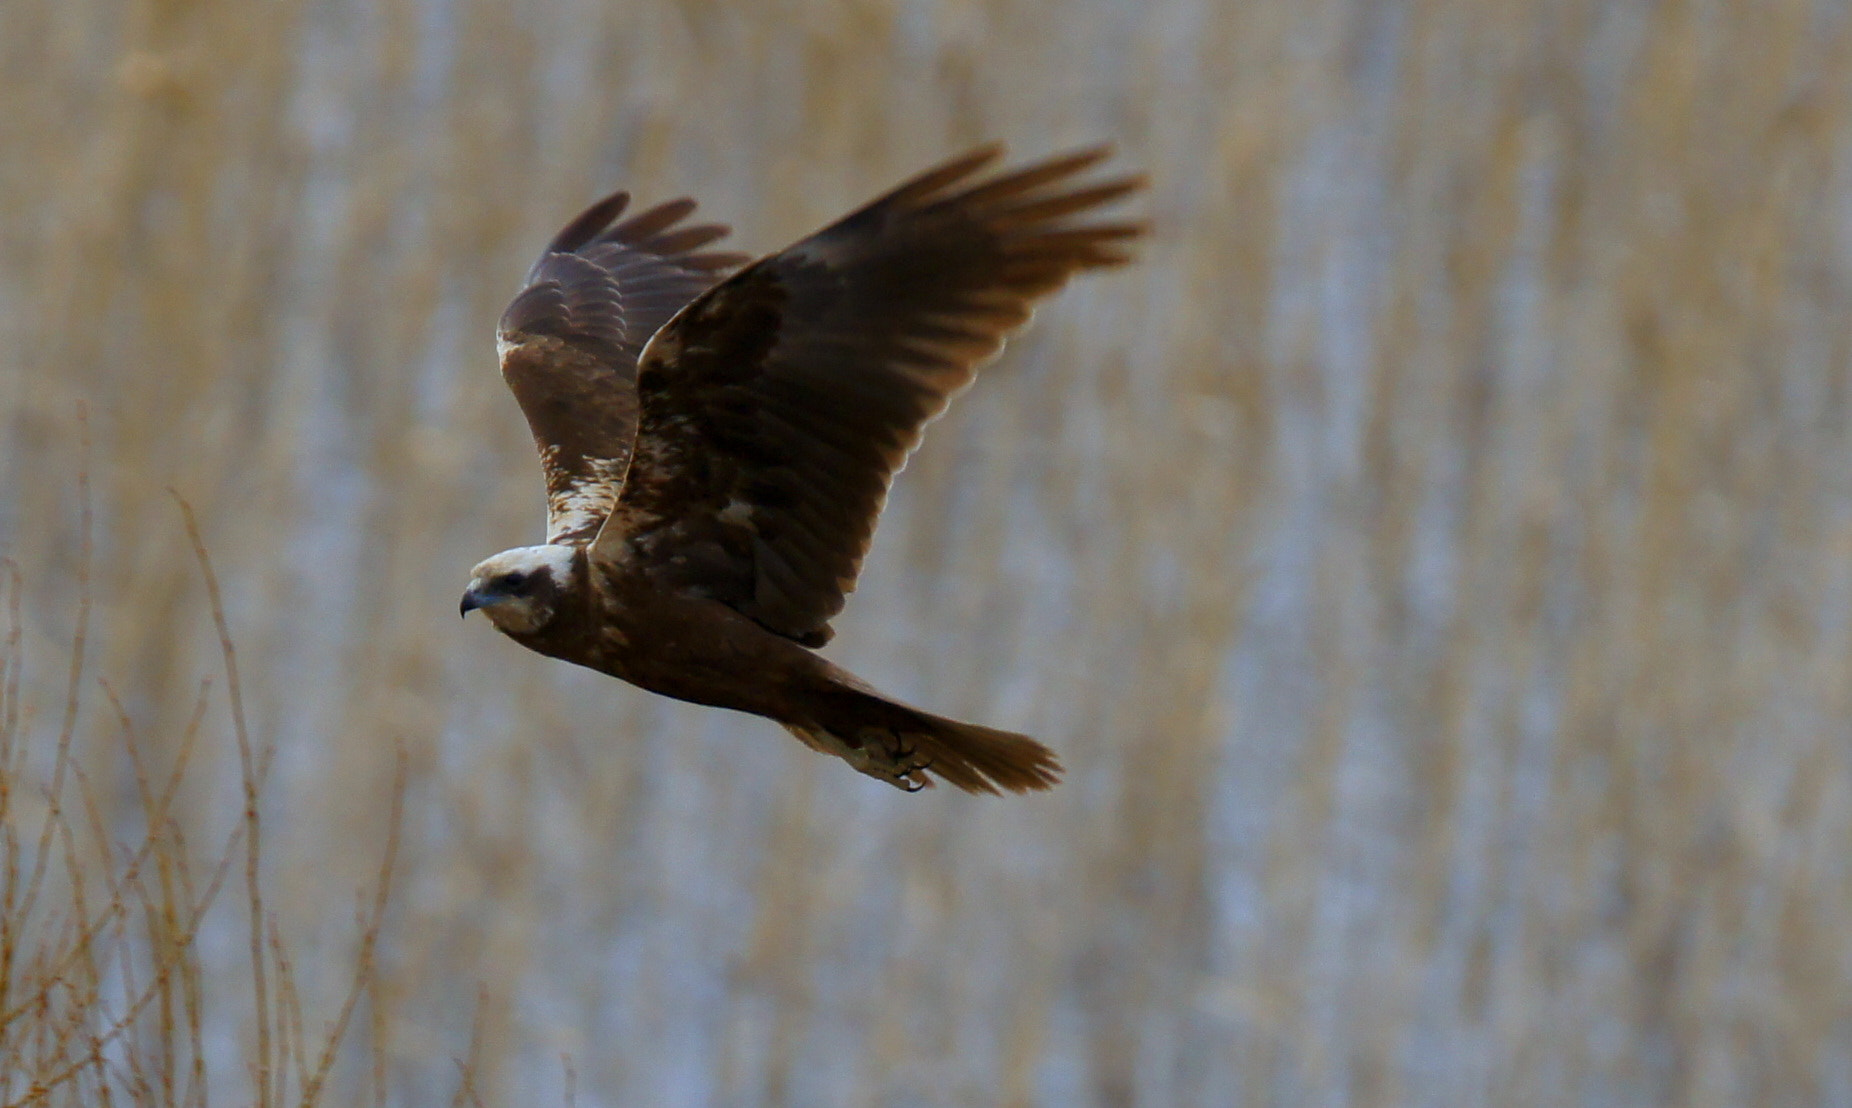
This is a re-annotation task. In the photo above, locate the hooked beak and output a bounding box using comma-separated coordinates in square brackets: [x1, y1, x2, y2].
[460, 586, 483, 618]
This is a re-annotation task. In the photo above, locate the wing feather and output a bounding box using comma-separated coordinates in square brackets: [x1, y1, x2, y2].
[497, 192, 749, 545]
[594, 146, 1146, 644]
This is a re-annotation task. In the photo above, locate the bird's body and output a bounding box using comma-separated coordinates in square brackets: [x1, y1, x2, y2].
[462, 145, 1143, 793]
[498, 545, 813, 720]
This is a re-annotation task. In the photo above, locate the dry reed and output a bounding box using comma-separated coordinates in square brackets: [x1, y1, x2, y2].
[0, 480, 430, 1106]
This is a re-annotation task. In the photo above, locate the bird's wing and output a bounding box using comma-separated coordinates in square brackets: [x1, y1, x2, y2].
[592, 145, 1144, 646]
[497, 192, 749, 544]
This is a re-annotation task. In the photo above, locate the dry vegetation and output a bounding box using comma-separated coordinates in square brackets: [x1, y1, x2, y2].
[0, 479, 426, 1106]
[4, 0, 1852, 1104]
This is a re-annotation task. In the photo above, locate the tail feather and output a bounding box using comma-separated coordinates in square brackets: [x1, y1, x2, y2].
[913, 714, 1062, 794]
[784, 687, 1062, 795]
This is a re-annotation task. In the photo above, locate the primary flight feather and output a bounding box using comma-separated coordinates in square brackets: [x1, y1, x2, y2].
[463, 144, 1145, 793]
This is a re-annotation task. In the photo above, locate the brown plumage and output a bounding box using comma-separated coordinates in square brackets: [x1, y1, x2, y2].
[462, 145, 1145, 793]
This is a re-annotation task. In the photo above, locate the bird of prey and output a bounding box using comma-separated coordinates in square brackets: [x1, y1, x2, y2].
[461, 145, 1143, 793]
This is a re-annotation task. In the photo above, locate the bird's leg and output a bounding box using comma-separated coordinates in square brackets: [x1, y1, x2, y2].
[793, 721, 935, 792]
[830, 726, 936, 791]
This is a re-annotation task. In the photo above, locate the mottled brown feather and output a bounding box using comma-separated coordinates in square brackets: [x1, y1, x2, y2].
[498, 192, 748, 544]
[595, 146, 1147, 645]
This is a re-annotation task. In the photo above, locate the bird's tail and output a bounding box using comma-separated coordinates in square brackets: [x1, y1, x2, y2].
[782, 684, 1061, 795]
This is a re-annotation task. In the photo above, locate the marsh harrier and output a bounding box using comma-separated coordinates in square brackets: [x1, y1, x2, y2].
[462, 146, 1143, 793]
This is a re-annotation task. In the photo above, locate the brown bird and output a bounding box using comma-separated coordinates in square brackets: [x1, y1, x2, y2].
[461, 145, 1144, 793]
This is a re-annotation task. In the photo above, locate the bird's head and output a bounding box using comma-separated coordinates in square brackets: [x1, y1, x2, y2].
[460, 545, 579, 635]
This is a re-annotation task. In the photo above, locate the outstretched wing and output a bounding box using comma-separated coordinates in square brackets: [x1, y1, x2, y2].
[498, 192, 748, 544]
[594, 145, 1144, 646]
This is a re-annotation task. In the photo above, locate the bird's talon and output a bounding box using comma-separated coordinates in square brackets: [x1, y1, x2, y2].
[878, 729, 934, 786]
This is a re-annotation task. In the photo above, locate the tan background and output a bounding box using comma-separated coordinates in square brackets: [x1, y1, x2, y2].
[4, 0, 1851, 1104]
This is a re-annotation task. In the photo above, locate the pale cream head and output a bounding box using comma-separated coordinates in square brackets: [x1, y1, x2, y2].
[460, 544, 579, 635]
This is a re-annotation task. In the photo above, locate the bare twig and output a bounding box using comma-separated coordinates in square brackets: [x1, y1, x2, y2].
[16, 408, 92, 958]
[299, 745, 407, 1108]
[170, 492, 274, 1108]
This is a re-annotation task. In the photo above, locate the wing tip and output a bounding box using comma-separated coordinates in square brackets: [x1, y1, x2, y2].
[543, 190, 632, 259]
[1036, 142, 1118, 176]
[611, 197, 699, 242]
[531, 193, 745, 281]
[877, 143, 1010, 209]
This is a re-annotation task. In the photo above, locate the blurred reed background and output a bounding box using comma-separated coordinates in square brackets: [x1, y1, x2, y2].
[3, 0, 1852, 1104]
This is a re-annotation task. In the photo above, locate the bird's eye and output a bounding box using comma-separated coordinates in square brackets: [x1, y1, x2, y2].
[501, 571, 528, 591]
